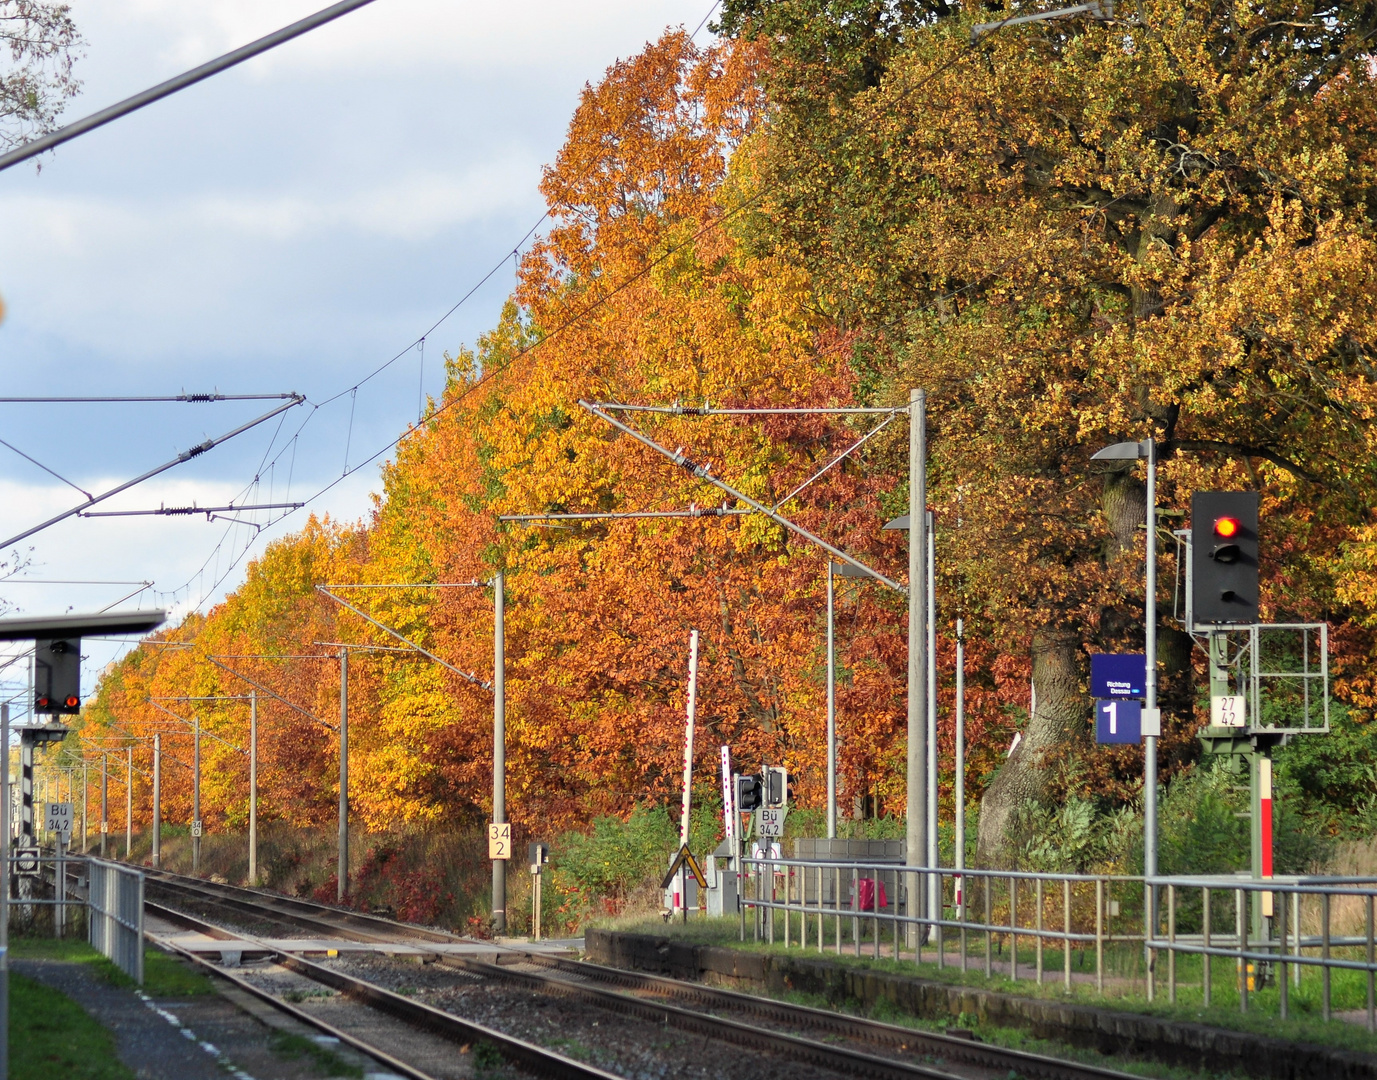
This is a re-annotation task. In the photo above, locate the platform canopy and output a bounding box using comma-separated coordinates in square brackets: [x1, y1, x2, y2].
[0, 610, 166, 641]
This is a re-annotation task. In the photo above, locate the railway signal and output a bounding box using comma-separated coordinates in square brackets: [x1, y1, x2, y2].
[34, 638, 82, 714]
[1191, 492, 1260, 624]
[736, 774, 762, 812]
[764, 766, 788, 809]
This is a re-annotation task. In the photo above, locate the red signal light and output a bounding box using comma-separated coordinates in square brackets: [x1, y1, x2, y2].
[1214, 516, 1240, 539]
[64, 695, 79, 709]
[35, 696, 50, 708]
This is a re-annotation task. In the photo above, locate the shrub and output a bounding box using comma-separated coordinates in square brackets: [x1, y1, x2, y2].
[551, 804, 678, 914]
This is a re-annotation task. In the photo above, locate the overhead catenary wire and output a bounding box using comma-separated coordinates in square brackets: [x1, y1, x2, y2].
[146, 0, 734, 613]
[204, 655, 336, 732]
[151, 0, 1234, 619]
[500, 507, 750, 523]
[0, 395, 304, 550]
[0, 394, 299, 403]
[0, 436, 92, 499]
[80, 502, 304, 519]
[0, 0, 382, 173]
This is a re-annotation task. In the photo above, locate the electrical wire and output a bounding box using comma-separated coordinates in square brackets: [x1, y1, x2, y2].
[143, 3, 979, 615]
[0, 436, 92, 499]
[147, 0, 1290, 620]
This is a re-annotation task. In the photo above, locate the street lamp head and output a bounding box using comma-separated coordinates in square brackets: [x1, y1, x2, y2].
[1091, 440, 1149, 461]
[832, 561, 880, 580]
[882, 515, 909, 531]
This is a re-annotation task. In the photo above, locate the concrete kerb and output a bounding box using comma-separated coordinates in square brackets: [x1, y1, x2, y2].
[585, 928, 1377, 1080]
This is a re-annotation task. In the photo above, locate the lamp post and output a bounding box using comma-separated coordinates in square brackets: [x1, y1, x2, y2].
[827, 560, 884, 838]
[150, 696, 255, 879]
[315, 580, 506, 927]
[100, 752, 107, 858]
[1091, 438, 1160, 923]
[152, 733, 160, 869]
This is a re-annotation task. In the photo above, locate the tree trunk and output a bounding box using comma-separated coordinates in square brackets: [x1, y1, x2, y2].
[976, 626, 1085, 867]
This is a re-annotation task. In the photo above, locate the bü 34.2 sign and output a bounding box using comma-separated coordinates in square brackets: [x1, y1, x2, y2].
[757, 807, 787, 838]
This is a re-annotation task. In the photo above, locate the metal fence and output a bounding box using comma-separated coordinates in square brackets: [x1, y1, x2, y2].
[740, 857, 1377, 1028]
[86, 858, 145, 985]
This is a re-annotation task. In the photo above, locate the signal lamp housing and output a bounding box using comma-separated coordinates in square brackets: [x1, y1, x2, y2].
[1191, 492, 1260, 624]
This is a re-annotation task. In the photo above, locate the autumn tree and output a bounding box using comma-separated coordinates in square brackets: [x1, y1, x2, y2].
[0, 1, 81, 151]
[722, 0, 1377, 861]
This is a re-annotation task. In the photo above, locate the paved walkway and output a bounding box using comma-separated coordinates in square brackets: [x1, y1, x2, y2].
[15, 954, 400, 1079]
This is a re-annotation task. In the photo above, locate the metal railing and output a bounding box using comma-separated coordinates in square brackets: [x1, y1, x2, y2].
[740, 857, 1377, 1027]
[5, 852, 144, 985]
[86, 858, 145, 985]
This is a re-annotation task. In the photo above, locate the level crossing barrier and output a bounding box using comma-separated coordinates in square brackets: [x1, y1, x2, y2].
[741, 855, 1377, 1028]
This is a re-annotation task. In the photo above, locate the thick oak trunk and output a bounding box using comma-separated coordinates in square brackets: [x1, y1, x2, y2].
[976, 626, 1085, 867]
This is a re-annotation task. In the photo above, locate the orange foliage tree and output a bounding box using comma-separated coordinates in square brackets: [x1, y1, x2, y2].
[78, 32, 1035, 856]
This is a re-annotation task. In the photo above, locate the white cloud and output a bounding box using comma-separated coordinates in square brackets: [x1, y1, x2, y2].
[0, 0, 713, 675]
[1, 154, 540, 254]
[110, 0, 702, 78]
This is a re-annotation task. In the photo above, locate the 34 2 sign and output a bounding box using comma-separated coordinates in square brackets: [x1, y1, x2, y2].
[488, 822, 512, 860]
[757, 808, 787, 838]
[44, 802, 73, 838]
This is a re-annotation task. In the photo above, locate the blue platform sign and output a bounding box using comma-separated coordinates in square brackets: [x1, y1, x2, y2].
[1091, 653, 1145, 699]
[1096, 698, 1142, 744]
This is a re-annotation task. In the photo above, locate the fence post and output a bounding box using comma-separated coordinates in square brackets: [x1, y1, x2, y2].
[1238, 888, 1249, 1014]
[872, 868, 881, 961]
[1203, 886, 1212, 1007]
[1293, 891, 1301, 989]
[852, 867, 859, 957]
[936, 870, 944, 969]
[1095, 878, 1104, 994]
[835, 866, 841, 954]
[1168, 884, 1176, 1005]
[783, 864, 789, 949]
[1366, 893, 1374, 1034]
[985, 878, 993, 978]
[1035, 878, 1043, 985]
[1278, 887, 1288, 1022]
[1146, 876, 1154, 1002]
[1063, 878, 1072, 993]
[1009, 876, 1018, 982]
[1322, 892, 1332, 1022]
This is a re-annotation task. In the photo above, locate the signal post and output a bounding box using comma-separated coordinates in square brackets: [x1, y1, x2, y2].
[1191, 493, 1287, 949]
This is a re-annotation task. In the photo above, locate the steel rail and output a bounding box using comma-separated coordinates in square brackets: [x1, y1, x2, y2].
[498, 953, 1142, 1080]
[143, 866, 462, 943]
[147, 905, 616, 1080]
[143, 869, 1139, 1080]
[154, 936, 437, 1080]
[449, 955, 968, 1080]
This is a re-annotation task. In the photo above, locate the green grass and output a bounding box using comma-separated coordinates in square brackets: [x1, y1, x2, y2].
[142, 947, 216, 996]
[9, 938, 215, 997]
[10, 970, 136, 1080]
[268, 1030, 363, 1078]
[605, 915, 1377, 1058]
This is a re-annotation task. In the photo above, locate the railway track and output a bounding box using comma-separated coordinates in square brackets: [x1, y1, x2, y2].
[149, 901, 621, 1080]
[145, 871, 1144, 1080]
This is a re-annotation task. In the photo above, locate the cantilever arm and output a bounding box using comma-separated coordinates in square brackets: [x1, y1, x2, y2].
[578, 401, 905, 592]
[316, 587, 493, 693]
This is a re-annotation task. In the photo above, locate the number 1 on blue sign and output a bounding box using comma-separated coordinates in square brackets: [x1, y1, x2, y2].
[1096, 698, 1141, 744]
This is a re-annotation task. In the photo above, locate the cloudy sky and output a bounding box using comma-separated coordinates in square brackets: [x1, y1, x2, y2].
[0, 0, 716, 707]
